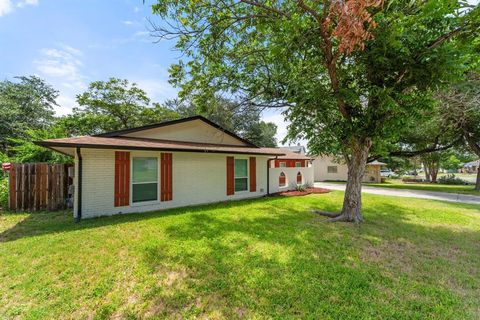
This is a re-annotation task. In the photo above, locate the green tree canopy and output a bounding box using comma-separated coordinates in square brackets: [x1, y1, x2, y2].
[0, 76, 57, 153]
[59, 78, 179, 136]
[167, 96, 277, 147]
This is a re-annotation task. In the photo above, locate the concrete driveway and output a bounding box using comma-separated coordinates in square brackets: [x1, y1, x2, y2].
[315, 182, 480, 205]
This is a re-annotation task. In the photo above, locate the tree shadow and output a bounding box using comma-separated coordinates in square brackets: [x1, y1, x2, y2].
[138, 198, 480, 318]
[0, 196, 286, 243]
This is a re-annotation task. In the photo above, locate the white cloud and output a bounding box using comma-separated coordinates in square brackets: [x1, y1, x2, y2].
[55, 94, 78, 116]
[1, 0, 37, 16]
[34, 44, 85, 89]
[122, 20, 134, 26]
[16, 0, 37, 8]
[0, 0, 13, 16]
[133, 6, 140, 13]
[134, 78, 178, 102]
[262, 112, 289, 144]
[33, 44, 86, 116]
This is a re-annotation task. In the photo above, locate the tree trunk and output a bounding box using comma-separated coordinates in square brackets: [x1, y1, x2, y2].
[330, 138, 372, 223]
[476, 167, 480, 191]
[423, 162, 431, 182]
[430, 168, 438, 183]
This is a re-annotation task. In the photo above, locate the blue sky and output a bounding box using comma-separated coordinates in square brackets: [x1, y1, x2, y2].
[0, 0, 290, 141]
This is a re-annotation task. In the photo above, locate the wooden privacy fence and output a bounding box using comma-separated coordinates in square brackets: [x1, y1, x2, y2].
[8, 163, 72, 211]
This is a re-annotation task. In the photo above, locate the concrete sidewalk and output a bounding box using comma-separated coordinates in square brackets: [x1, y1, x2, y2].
[314, 182, 480, 205]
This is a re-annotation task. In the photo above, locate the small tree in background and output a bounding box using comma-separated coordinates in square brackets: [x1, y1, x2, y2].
[0, 76, 57, 153]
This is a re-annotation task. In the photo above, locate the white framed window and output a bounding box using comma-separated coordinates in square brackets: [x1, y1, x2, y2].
[327, 166, 338, 174]
[295, 162, 301, 167]
[279, 162, 286, 167]
[132, 157, 158, 203]
[234, 159, 248, 192]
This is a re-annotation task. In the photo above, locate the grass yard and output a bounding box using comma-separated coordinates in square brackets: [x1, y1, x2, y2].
[1, 192, 480, 319]
[365, 179, 480, 195]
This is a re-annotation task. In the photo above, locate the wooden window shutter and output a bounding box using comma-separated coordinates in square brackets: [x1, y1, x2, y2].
[226, 156, 234, 195]
[161, 153, 173, 201]
[249, 157, 256, 192]
[114, 151, 130, 207]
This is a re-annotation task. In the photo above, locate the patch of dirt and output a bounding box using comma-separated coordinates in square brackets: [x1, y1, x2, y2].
[276, 187, 331, 197]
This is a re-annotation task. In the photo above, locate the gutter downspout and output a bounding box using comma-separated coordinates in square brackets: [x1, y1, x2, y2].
[75, 147, 82, 223]
[267, 157, 277, 195]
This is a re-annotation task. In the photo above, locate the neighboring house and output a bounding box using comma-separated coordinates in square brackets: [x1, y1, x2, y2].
[313, 155, 385, 183]
[36, 116, 312, 220]
[461, 160, 479, 174]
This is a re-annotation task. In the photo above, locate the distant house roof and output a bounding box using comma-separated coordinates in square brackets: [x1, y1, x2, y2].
[283, 145, 306, 155]
[272, 148, 313, 160]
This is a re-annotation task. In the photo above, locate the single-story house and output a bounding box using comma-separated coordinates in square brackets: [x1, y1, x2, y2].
[269, 149, 314, 193]
[313, 155, 385, 183]
[36, 116, 313, 220]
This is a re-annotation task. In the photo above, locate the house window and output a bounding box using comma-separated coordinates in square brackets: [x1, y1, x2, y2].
[295, 162, 301, 167]
[234, 159, 248, 192]
[279, 162, 286, 167]
[297, 172, 302, 184]
[279, 172, 286, 187]
[132, 157, 158, 203]
[327, 166, 338, 174]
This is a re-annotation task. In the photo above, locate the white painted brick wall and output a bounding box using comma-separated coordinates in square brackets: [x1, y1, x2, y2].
[74, 149, 270, 219]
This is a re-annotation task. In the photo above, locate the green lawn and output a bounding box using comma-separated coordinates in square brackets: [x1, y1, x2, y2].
[1, 192, 480, 319]
[365, 179, 480, 195]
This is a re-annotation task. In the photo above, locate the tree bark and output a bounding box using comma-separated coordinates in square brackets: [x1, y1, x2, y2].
[476, 167, 480, 191]
[330, 138, 371, 222]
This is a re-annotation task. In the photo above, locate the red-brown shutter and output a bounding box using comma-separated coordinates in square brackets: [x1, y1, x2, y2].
[249, 157, 256, 192]
[161, 153, 173, 201]
[114, 151, 130, 207]
[297, 172, 302, 184]
[226, 156, 234, 195]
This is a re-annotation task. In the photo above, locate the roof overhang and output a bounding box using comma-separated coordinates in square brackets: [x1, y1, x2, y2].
[35, 141, 286, 157]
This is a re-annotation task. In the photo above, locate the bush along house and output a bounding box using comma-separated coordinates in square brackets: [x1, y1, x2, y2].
[35, 116, 313, 220]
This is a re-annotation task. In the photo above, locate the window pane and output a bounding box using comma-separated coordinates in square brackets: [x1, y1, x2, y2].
[295, 162, 301, 167]
[280, 162, 286, 167]
[235, 178, 248, 191]
[132, 183, 158, 202]
[133, 157, 158, 183]
[327, 166, 338, 173]
[235, 159, 247, 177]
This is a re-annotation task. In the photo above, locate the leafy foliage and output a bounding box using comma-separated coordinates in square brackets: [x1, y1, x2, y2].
[167, 97, 277, 147]
[0, 76, 56, 153]
[9, 127, 73, 164]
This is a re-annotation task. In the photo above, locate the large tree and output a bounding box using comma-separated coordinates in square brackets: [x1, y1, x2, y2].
[151, 0, 478, 221]
[0, 76, 56, 153]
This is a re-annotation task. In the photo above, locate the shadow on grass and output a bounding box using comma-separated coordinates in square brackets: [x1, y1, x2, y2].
[0, 196, 287, 243]
[1, 193, 479, 318]
[136, 198, 480, 318]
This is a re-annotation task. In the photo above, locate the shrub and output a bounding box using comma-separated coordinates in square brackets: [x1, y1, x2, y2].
[402, 177, 424, 183]
[0, 178, 8, 210]
[438, 174, 468, 185]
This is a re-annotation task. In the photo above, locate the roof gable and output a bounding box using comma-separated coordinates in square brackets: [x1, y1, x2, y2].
[95, 116, 256, 147]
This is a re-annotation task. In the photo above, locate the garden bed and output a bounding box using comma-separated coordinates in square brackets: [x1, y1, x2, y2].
[277, 187, 331, 196]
